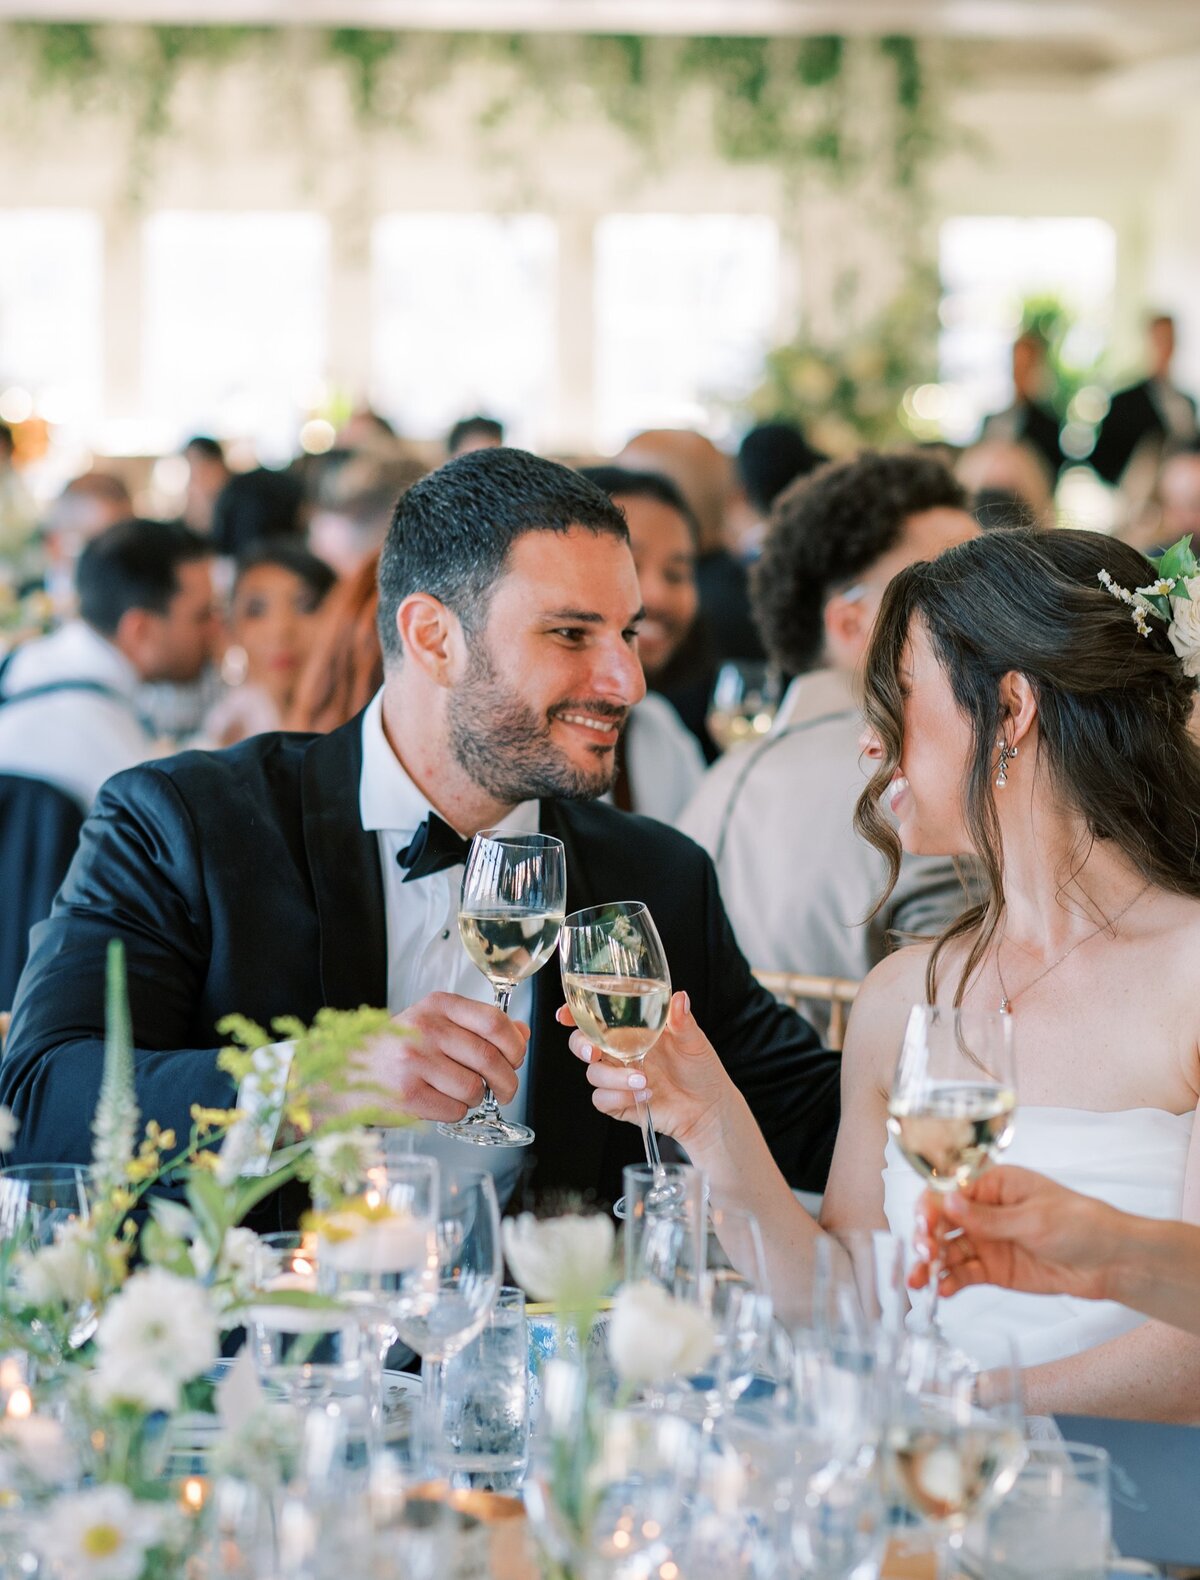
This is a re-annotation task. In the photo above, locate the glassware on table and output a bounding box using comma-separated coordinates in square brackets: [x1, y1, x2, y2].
[979, 1440, 1110, 1580]
[248, 1232, 369, 1411]
[0, 1163, 91, 1248]
[706, 660, 782, 753]
[885, 1335, 1026, 1576]
[700, 1204, 773, 1419]
[586, 1409, 704, 1571]
[441, 829, 566, 1149]
[560, 901, 671, 1219]
[623, 1161, 706, 1303]
[428, 1285, 529, 1492]
[810, 1229, 907, 1348]
[388, 1168, 502, 1470]
[887, 1005, 1016, 1329]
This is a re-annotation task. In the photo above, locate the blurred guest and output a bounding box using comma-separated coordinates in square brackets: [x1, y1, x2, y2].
[972, 486, 1040, 532]
[1091, 314, 1197, 502]
[336, 407, 399, 454]
[619, 428, 765, 665]
[980, 330, 1064, 481]
[1154, 439, 1200, 553]
[42, 470, 135, 617]
[287, 553, 384, 733]
[447, 414, 504, 458]
[309, 455, 426, 577]
[680, 452, 976, 1029]
[731, 419, 826, 557]
[0, 422, 38, 584]
[0, 519, 217, 808]
[956, 438, 1054, 530]
[210, 466, 306, 559]
[580, 466, 705, 821]
[204, 541, 335, 747]
[181, 435, 232, 535]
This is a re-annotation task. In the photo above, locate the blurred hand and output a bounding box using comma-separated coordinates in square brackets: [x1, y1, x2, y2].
[556, 989, 732, 1152]
[910, 1165, 1119, 1304]
[318, 992, 529, 1125]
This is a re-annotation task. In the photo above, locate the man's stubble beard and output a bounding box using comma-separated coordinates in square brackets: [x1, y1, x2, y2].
[447, 642, 619, 805]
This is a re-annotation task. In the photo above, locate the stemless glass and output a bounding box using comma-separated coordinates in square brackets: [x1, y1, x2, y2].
[440, 829, 566, 1148]
[560, 901, 672, 1218]
[389, 1169, 502, 1468]
[428, 1286, 529, 1491]
[885, 1335, 1026, 1577]
[705, 661, 781, 753]
[701, 1205, 773, 1419]
[887, 1006, 1016, 1327]
[248, 1232, 369, 1412]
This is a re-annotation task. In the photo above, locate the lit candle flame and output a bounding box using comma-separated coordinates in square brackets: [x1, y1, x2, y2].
[181, 1476, 208, 1513]
[6, 1388, 32, 1420]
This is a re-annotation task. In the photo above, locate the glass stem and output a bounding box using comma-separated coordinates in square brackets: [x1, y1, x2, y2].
[419, 1351, 444, 1477]
[478, 985, 513, 1118]
[638, 1093, 663, 1174]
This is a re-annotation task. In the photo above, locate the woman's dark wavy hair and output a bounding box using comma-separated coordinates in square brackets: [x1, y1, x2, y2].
[854, 528, 1200, 1006]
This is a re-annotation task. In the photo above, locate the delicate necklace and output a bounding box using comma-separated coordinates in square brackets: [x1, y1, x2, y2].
[995, 883, 1151, 1015]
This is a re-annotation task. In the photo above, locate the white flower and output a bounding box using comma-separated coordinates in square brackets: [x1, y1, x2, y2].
[32, 1485, 166, 1580]
[0, 1105, 17, 1152]
[193, 1227, 262, 1315]
[310, 1128, 384, 1196]
[90, 1268, 218, 1414]
[15, 1221, 95, 1311]
[0, 1414, 79, 1491]
[1169, 578, 1200, 677]
[607, 1281, 715, 1385]
[502, 1212, 615, 1306]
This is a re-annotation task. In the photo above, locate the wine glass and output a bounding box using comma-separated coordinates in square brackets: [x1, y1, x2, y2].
[389, 1168, 502, 1469]
[887, 1006, 1016, 1329]
[559, 901, 671, 1218]
[885, 1335, 1026, 1575]
[248, 1232, 369, 1411]
[440, 830, 566, 1148]
[705, 661, 781, 753]
[0, 1164, 91, 1249]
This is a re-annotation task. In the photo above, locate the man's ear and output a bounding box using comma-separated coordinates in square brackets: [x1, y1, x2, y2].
[395, 593, 465, 685]
[823, 591, 870, 668]
[112, 607, 155, 671]
[997, 669, 1038, 747]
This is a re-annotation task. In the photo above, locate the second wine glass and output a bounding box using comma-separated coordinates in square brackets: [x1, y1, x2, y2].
[441, 829, 566, 1148]
[559, 901, 671, 1219]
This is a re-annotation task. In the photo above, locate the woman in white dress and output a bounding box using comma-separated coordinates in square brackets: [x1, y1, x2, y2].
[566, 527, 1200, 1420]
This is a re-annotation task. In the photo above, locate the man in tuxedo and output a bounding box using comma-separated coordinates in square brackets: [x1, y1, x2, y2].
[979, 330, 1064, 483]
[1, 448, 839, 1212]
[1090, 314, 1197, 489]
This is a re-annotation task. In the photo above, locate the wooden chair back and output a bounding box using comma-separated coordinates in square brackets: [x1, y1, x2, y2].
[752, 970, 860, 1050]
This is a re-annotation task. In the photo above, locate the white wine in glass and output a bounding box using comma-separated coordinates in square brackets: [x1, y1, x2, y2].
[559, 901, 671, 1219]
[440, 830, 566, 1149]
[887, 1006, 1016, 1327]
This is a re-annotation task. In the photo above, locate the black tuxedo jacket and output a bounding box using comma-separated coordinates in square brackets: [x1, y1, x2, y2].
[1090, 379, 1197, 485]
[1, 716, 840, 1212]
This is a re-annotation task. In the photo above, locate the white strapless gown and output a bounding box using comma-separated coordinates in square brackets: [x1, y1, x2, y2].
[882, 1106, 1195, 1369]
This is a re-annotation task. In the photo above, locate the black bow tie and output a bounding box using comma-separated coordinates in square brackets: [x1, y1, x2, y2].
[397, 813, 472, 883]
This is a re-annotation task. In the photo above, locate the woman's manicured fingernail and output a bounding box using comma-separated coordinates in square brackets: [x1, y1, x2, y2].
[578, 1041, 593, 1060]
[628, 1071, 646, 1090]
[680, 990, 690, 1015]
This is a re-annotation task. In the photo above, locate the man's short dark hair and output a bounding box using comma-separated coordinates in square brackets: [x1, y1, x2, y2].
[76, 518, 211, 638]
[737, 420, 827, 517]
[184, 435, 226, 464]
[233, 539, 337, 605]
[752, 450, 968, 675]
[447, 414, 504, 455]
[577, 465, 700, 547]
[376, 447, 629, 665]
[211, 467, 305, 557]
[0, 423, 13, 460]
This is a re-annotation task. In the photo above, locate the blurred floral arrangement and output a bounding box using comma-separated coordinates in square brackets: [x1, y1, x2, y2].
[0, 939, 411, 1579]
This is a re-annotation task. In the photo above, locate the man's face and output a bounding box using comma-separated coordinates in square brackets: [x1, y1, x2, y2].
[447, 528, 647, 803]
[1160, 455, 1200, 543]
[139, 560, 220, 682]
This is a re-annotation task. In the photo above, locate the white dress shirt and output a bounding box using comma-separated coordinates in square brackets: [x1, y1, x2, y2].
[0, 620, 160, 809]
[622, 693, 706, 825]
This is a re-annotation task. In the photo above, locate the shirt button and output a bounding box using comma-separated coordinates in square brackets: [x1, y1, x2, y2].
[441, 929, 450, 940]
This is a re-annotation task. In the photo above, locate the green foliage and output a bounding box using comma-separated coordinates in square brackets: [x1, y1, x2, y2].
[92, 940, 138, 1195]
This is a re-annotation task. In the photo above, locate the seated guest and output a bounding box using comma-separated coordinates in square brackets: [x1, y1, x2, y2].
[1, 448, 839, 1215]
[447, 414, 504, 458]
[571, 527, 1200, 1418]
[579, 466, 705, 822]
[309, 455, 426, 577]
[42, 471, 135, 618]
[287, 553, 384, 733]
[732, 419, 826, 558]
[0, 518, 217, 809]
[679, 452, 976, 1032]
[210, 467, 306, 559]
[203, 541, 335, 747]
[956, 438, 1054, 530]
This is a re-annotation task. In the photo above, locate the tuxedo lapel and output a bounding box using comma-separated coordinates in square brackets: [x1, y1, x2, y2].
[300, 717, 388, 1011]
[528, 800, 609, 1196]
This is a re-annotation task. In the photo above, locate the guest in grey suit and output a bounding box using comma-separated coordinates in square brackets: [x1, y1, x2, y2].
[679, 451, 977, 1032]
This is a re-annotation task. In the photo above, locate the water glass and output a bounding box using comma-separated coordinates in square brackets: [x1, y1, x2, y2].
[980, 1441, 1110, 1579]
[430, 1286, 529, 1491]
[623, 1162, 705, 1302]
[0, 1164, 91, 1247]
[702, 1205, 773, 1415]
[248, 1232, 368, 1410]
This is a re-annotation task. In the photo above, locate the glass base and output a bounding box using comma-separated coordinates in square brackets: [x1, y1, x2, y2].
[612, 1177, 711, 1222]
[437, 1111, 535, 1148]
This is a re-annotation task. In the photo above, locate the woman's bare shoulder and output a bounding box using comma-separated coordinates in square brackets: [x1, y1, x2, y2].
[842, 942, 935, 1084]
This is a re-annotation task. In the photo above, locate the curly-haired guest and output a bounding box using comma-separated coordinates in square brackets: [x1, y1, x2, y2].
[679, 450, 977, 1032]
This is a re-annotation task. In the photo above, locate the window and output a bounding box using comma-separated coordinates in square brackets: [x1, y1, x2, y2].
[594, 213, 779, 450]
[372, 214, 557, 448]
[0, 209, 102, 448]
[143, 211, 329, 459]
[938, 216, 1116, 445]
